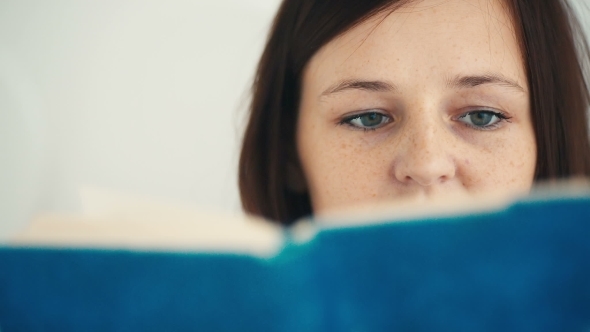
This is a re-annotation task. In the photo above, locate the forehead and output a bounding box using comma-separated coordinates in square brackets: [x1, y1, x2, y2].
[304, 0, 526, 93]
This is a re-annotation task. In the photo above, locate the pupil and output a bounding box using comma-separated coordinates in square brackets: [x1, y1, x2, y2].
[360, 113, 382, 127]
[470, 112, 493, 126]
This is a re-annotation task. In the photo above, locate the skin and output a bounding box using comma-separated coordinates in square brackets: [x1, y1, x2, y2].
[296, 0, 537, 215]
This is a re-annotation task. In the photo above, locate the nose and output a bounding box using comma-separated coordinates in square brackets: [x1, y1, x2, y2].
[392, 121, 457, 187]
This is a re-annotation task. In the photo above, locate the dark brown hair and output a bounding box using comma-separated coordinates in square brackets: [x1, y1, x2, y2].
[239, 0, 590, 224]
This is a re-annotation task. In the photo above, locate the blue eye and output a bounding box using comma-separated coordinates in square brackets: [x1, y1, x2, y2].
[343, 112, 391, 130]
[458, 110, 510, 130]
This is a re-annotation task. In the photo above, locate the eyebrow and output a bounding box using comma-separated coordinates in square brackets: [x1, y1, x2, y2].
[319, 74, 525, 98]
[320, 79, 397, 97]
[446, 74, 526, 92]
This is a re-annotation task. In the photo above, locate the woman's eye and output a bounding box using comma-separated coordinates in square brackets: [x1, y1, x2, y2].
[458, 110, 510, 130]
[343, 112, 390, 130]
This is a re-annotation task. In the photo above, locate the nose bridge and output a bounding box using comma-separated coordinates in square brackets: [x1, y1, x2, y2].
[398, 100, 446, 156]
[407, 112, 442, 155]
[393, 105, 456, 186]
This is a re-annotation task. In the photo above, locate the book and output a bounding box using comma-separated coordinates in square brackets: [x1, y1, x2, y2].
[1, 187, 590, 331]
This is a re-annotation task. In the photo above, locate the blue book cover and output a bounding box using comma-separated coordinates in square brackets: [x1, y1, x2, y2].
[1, 194, 590, 331]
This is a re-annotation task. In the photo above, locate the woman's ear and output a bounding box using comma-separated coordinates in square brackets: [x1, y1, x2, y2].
[286, 161, 307, 193]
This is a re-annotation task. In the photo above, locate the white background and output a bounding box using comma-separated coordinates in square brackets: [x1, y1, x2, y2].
[1, 0, 589, 237]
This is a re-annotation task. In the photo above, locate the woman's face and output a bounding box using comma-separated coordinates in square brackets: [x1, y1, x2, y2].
[296, 0, 537, 215]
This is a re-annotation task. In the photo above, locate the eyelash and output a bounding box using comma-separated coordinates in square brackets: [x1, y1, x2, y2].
[338, 109, 513, 132]
[339, 111, 392, 132]
[456, 110, 513, 131]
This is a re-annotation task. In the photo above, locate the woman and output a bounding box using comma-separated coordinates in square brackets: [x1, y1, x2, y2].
[239, 0, 590, 224]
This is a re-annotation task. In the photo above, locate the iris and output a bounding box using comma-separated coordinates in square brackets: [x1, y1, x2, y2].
[359, 113, 385, 127]
[469, 112, 494, 127]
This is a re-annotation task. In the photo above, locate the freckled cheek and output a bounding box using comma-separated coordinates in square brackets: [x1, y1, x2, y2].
[307, 136, 385, 204]
[507, 143, 537, 187]
[460, 138, 536, 191]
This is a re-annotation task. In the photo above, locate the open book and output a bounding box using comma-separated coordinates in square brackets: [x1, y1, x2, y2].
[1, 185, 590, 331]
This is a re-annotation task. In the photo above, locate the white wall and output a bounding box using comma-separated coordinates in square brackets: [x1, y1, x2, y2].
[1, 0, 589, 238]
[0, 0, 282, 238]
